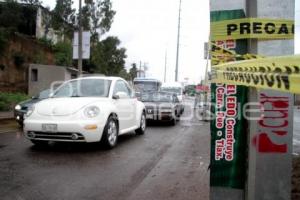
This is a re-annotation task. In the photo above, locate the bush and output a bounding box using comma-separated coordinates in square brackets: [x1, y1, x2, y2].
[53, 41, 72, 66]
[38, 37, 53, 49]
[0, 29, 8, 56]
[12, 51, 25, 67]
[0, 92, 29, 111]
[0, 101, 9, 111]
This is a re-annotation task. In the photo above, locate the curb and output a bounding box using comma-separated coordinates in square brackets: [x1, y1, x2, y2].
[0, 111, 14, 121]
[0, 117, 14, 121]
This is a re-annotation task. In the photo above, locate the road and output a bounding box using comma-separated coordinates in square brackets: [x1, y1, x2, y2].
[0, 102, 210, 200]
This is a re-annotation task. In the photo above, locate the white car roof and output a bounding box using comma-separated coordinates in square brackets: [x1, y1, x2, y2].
[74, 76, 124, 82]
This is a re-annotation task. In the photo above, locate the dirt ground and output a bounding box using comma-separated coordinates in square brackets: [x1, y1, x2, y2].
[292, 156, 300, 200]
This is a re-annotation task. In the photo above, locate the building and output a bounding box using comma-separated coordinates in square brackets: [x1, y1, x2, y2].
[0, 2, 72, 43]
[28, 64, 78, 96]
[35, 6, 64, 44]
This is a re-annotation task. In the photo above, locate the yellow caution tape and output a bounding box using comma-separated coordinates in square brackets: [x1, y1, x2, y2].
[211, 55, 300, 94]
[210, 42, 264, 65]
[211, 18, 294, 41]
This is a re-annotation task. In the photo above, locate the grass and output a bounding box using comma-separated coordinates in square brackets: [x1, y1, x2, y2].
[0, 92, 29, 111]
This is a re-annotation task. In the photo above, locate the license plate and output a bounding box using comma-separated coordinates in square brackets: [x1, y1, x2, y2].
[147, 109, 153, 114]
[146, 114, 154, 119]
[42, 124, 57, 132]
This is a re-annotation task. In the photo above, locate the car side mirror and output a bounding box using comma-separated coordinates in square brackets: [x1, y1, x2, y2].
[112, 94, 120, 100]
[114, 91, 129, 99]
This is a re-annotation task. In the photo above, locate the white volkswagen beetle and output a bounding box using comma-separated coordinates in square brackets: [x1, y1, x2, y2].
[23, 76, 146, 148]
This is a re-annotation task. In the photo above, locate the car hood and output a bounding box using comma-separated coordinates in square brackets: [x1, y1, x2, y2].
[35, 97, 107, 116]
[18, 98, 42, 109]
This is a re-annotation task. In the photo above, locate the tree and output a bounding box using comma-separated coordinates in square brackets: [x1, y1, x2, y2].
[80, 0, 116, 43]
[81, 5, 91, 31]
[20, 0, 42, 6]
[53, 41, 72, 66]
[91, 36, 127, 76]
[0, 0, 21, 31]
[97, 0, 116, 36]
[118, 68, 130, 80]
[129, 63, 138, 81]
[51, 0, 75, 38]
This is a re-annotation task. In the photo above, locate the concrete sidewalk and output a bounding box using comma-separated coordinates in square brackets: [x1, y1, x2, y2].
[294, 107, 300, 154]
[0, 111, 13, 120]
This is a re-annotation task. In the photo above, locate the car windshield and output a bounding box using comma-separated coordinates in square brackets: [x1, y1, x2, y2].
[37, 89, 50, 99]
[141, 92, 173, 102]
[161, 87, 181, 95]
[53, 79, 112, 98]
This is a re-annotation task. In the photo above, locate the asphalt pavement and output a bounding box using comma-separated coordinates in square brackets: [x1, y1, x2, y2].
[0, 101, 210, 200]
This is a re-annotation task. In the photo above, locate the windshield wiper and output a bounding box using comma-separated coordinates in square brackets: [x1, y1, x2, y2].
[70, 95, 83, 97]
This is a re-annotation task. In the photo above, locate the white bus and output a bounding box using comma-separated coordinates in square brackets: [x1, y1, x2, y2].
[133, 78, 162, 93]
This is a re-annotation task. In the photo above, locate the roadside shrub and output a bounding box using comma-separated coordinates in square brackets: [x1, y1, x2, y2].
[0, 29, 8, 56]
[33, 51, 46, 64]
[12, 52, 25, 67]
[0, 101, 9, 111]
[53, 41, 72, 66]
[38, 37, 53, 49]
[0, 92, 29, 111]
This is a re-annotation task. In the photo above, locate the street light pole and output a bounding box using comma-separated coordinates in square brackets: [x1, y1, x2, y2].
[164, 49, 167, 82]
[78, 0, 83, 76]
[175, 0, 182, 82]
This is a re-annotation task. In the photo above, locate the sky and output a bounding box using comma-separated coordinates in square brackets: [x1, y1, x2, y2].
[43, 0, 299, 84]
[44, 0, 210, 84]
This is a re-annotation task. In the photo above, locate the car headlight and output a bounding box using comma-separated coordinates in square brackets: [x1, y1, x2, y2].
[15, 104, 21, 110]
[84, 106, 100, 118]
[25, 106, 35, 118]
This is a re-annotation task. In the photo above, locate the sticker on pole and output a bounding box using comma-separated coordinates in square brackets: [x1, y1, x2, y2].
[210, 83, 248, 188]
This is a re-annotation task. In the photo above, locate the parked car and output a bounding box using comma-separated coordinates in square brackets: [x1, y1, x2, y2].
[23, 77, 146, 148]
[14, 89, 50, 126]
[140, 91, 181, 125]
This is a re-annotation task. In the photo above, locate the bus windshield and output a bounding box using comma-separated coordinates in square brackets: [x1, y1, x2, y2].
[134, 81, 160, 92]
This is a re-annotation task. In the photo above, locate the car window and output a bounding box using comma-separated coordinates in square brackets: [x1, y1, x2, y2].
[173, 95, 179, 103]
[53, 79, 111, 98]
[38, 89, 50, 99]
[113, 80, 131, 97]
[125, 83, 134, 98]
[161, 87, 182, 95]
[141, 92, 173, 102]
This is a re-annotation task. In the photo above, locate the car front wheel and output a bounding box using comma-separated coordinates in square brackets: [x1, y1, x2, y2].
[101, 116, 119, 149]
[135, 112, 146, 135]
